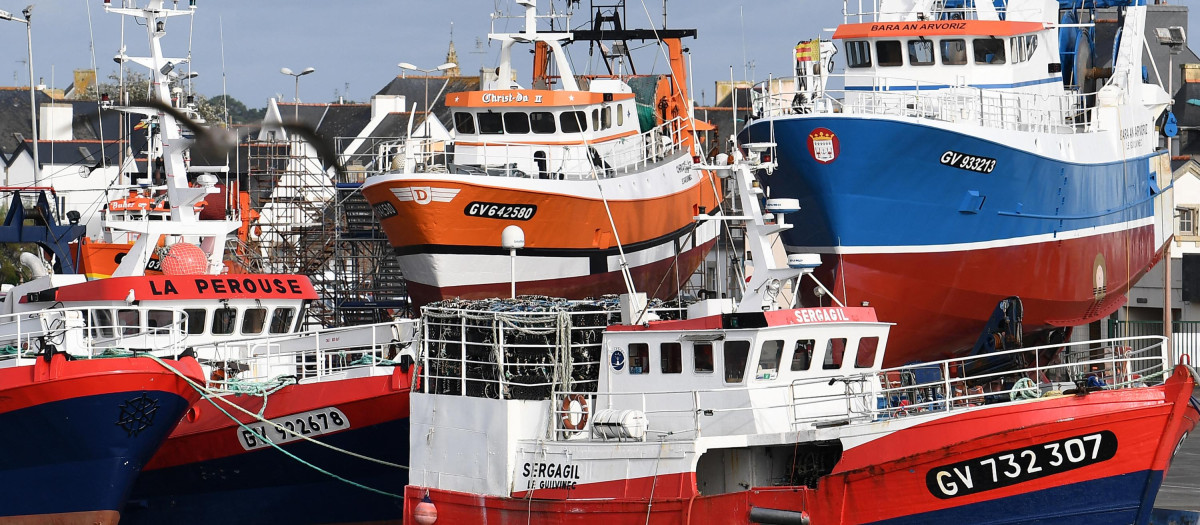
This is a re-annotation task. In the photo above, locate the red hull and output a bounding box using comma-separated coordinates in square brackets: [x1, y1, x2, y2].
[404, 367, 1199, 524]
[827, 226, 1163, 366]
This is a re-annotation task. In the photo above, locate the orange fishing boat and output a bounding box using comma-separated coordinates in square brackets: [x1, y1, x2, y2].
[360, 1, 722, 308]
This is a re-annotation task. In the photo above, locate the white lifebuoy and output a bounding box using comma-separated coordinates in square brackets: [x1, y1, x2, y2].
[560, 394, 589, 431]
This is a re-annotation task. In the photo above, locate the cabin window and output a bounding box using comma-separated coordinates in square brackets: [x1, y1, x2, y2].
[118, 309, 140, 336]
[724, 341, 750, 383]
[757, 340, 784, 380]
[846, 40, 872, 68]
[823, 338, 847, 369]
[1011, 35, 1038, 64]
[694, 342, 714, 373]
[453, 112, 476, 134]
[530, 112, 556, 134]
[592, 109, 601, 131]
[941, 39, 968, 65]
[601, 106, 612, 129]
[91, 309, 114, 338]
[147, 309, 174, 334]
[560, 111, 587, 133]
[477, 112, 504, 134]
[908, 39, 934, 66]
[856, 337, 880, 368]
[791, 339, 815, 371]
[973, 38, 1006, 64]
[875, 40, 903, 67]
[1025, 35, 1038, 59]
[616, 105, 624, 127]
[628, 343, 649, 374]
[504, 112, 530, 134]
[213, 307, 237, 335]
[661, 342, 682, 373]
[184, 308, 207, 335]
[270, 307, 296, 334]
[241, 307, 267, 335]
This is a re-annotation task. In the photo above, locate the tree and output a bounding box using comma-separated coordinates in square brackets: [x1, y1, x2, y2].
[207, 95, 267, 125]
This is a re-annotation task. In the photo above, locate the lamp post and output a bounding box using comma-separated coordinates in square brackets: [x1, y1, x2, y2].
[1, 6, 38, 185]
[280, 66, 315, 121]
[397, 61, 456, 134]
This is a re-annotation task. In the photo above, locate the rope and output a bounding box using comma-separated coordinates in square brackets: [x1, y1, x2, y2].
[140, 354, 409, 498]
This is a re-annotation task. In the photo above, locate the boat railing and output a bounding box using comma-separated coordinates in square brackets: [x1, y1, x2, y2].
[190, 319, 419, 391]
[0, 306, 192, 367]
[859, 335, 1170, 420]
[842, 0, 1020, 23]
[752, 74, 1095, 134]
[378, 116, 689, 180]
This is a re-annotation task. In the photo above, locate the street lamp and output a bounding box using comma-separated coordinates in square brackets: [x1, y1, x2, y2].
[397, 61, 456, 134]
[1, 6, 38, 185]
[280, 66, 315, 121]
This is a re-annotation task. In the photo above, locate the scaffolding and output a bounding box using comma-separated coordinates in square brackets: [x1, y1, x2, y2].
[238, 134, 408, 327]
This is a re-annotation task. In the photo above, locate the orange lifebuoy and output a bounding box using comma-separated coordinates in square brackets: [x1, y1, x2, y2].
[185, 406, 201, 423]
[560, 394, 589, 431]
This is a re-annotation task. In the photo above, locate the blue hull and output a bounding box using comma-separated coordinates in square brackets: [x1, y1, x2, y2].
[0, 390, 192, 518]
[123, 417, 410, 524]
[742, 116, 1162, 249]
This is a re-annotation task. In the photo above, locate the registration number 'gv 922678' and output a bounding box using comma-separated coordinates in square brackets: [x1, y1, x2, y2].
[926, 430, 1117, 499]
[237, 407, 350, 451]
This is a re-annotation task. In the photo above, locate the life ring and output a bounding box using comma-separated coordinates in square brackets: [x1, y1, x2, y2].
[185, 405, 201, 423]
[560, 394, 589, 431]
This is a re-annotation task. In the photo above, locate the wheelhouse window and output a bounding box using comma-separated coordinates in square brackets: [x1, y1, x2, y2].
[1011, 35, 1038, 64]
[908, 39, 934, 66]
[616, 106, 624, 127]
[846, 40, 872, 68]
[270, 307, 295, 334]
[503, 112, 530, 134]
[601, 106, 612, 129]
[757, 340, 784, 380]
[477, 112, 504, 134]
[453, 112, 476, 134]
[823, 338, 847, 370]
[724, 340, 751, 383]
[147, 309, 174, 334]
[661, 342, 682, 374]
[591, 108, 601, 131]
[118, 309, 140, 336]
[560, 111, 587, 133]
[973, 38, 1006, 64]
[213, 307, 237, 335]
[91, 309, 114, 338]
[876, 40, 903, 67]
[628, 343, 649, 374]
[856, 337, 880, 368]
[694, 342, 714, 373]
[941, 39, 968, 65]
[530, 112, 556, 134]
[241, 307, 267, 335]
[791, 339, 815, 371]
[184, 308, 207, 335]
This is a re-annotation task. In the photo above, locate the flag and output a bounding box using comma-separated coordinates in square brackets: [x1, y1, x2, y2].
[133, 120, 148, 130]
[795, 39, 820, 62]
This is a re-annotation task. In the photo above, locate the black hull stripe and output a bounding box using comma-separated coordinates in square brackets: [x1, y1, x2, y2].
[391, 219, 713, 258]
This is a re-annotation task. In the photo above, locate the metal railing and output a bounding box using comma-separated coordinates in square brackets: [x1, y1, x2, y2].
[842, 0, 1022, 23]
[1110, 320, 1200, 369]
[189, 319, 419, 390]
[378, 116, 689, 180]
[0, 305, 192, 367]
[752, 74, 1095, 135]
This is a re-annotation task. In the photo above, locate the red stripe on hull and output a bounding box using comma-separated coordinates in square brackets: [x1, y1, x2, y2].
[828, 226, 1162, 366]
[0, 355, 205, 414]
[2, 510, 119, 525]
[144, 367, 413, 471]
[406, 239, 716, 308]
[405, 369, 1198, 524]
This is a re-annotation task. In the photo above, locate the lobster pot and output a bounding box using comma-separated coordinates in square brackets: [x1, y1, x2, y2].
[420, 297, 618, 401]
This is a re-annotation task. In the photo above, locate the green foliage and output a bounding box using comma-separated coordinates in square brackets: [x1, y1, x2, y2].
[79, 71, 266, 126]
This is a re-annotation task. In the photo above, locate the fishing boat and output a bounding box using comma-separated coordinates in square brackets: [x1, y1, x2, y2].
[401, 143, 1199, 524]
[0, 2, 416, 522]
[360, 0, 722, 308]
[741, 0, 1175, 366]
[0, 306, 205, 525]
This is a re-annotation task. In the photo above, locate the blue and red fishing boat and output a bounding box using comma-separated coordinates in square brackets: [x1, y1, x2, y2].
[742, 0, 1176, 366]
[0, 318, 204, 525]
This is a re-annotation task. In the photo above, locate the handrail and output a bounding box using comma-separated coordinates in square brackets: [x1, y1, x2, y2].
[0, 305, 193, 364]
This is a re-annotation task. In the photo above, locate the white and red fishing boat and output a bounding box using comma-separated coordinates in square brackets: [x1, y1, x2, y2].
[741, 0, 1176, 366]
[402, 144, 1199, 524]
[0, 2, 416, 522]
[360, 0, 722, 308]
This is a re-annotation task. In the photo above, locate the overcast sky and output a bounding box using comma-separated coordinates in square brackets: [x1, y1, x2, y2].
[0, 1, 1197, 109]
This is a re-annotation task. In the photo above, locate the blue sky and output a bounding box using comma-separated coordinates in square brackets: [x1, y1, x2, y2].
[0, 1, 1196, 108]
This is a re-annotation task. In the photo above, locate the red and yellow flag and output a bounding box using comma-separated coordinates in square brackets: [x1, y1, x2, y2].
[795, 39, 820, 62]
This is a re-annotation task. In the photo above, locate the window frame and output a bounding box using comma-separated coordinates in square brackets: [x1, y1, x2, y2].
[628, 343, 650, 375]
[453, 112, 476, 134]
[973, 37, 1007, 64]
[723, 340, 751, 384]
[846, 40, 872, 68]
[940, 39, 968, 65]
[908, 39, 935, 66]
[875, 40, 904, 67]
[660, 342, 682, 374]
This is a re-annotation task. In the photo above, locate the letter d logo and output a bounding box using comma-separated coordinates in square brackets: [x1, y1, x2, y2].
[413, 187, 432, 205]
